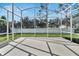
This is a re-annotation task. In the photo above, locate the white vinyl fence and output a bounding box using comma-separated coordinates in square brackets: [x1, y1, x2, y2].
[13, 28, 74, 34]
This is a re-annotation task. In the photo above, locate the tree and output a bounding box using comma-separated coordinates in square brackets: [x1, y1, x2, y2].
[22, 16, 29, 28]
[0, 16, 11, 33]
[0, 16, 6, 27]
[21, 16, 35, 28]
[62, 16, 70, 27]
[0, 16, 6, 26]
[1, 16, 6, 20]
[49, 18, 60, 28]
[0, 16, 7, 33]
[49, 19, 55, 28]
[58, 3, 64, 11]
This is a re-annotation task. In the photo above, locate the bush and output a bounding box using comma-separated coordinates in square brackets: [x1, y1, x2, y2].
[74, 28, 79, 33]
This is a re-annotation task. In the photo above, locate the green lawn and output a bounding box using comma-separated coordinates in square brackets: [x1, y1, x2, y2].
[0, 33, 79, 42]
[62, 34, 79, 38]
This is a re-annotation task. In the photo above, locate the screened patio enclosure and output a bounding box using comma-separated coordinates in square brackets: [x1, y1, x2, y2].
[0, 3, 79, 56]
[0, 3, 79, 43]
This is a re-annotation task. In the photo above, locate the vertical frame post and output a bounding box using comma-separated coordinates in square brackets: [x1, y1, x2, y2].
[34, 9, 36, 37]
[12, 3, 14, 40]
[7, 11, 9, 41]
[60, 12, 63, 37]
[21, 10, 23, 37]
[70, 7, 72, 42]
[46, 4, 48, 37]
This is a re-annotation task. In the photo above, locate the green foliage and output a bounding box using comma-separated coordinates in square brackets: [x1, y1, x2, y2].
[0, 19, 6, 27]
[74, 27, 79, 33]
[1, 16, 6, 20]
[59, 4, 63, 8]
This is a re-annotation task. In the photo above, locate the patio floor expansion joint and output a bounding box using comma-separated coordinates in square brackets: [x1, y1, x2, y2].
[9, 44, 37, 56]
[64, 45, 79, 56]
[3, 38, 26, 56]
[13, 41, 51, 54]
[46, 42, 59, 56]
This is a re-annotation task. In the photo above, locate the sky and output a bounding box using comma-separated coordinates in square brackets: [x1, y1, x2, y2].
[0, 3, 60, 21]
[0, 3, 78, 22]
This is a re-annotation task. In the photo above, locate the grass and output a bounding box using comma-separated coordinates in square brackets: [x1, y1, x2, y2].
[0, 33, 79, 43]
[62, 34, 79, 38]
[21, 33, 61, 37]
[0, 34, 12, 42]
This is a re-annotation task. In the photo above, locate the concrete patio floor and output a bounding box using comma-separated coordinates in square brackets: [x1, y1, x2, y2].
[0, 37, 79, 56]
